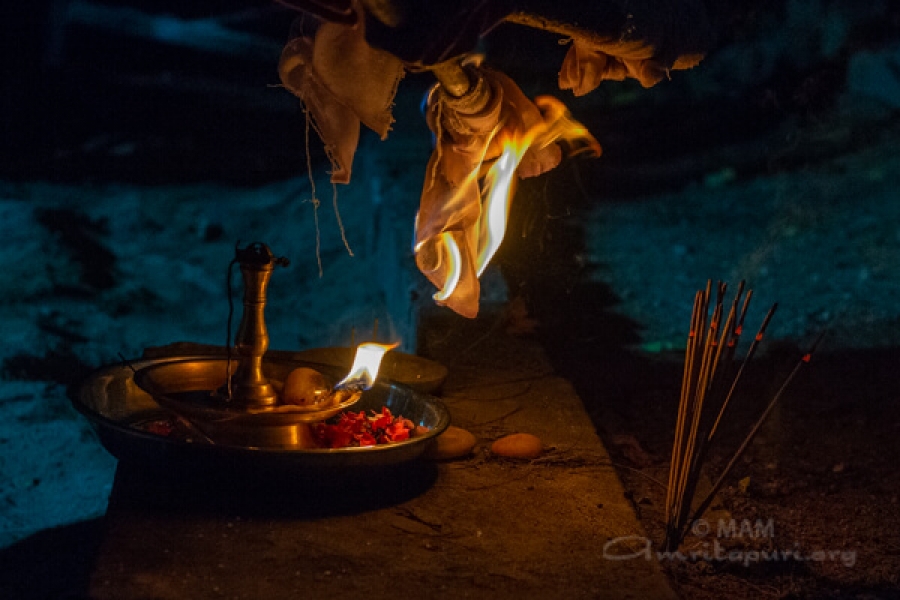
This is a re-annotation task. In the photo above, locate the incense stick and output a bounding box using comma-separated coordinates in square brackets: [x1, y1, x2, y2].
[684, 331, 826, 533]
[665, 291, 703, 526]
[664, 280, 823, 551]
[666, 280, 738, 549]
[666, 283, 716, 546]
[673, 284, 727, 539]
[706, 303, 777, 444]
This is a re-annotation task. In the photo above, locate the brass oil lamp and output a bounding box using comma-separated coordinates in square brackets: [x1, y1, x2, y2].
[225, 242, 290, 407]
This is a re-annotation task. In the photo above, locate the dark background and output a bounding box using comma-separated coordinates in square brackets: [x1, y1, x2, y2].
[4, 0, 897, 188]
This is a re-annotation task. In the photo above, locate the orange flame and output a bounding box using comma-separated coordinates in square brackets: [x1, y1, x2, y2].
[476, 145, 520, 277]
[431, 231, 463, 301]
[336, 342, 399, 390]
[415, 91, 600, 318]
[474, 96, 599, 278]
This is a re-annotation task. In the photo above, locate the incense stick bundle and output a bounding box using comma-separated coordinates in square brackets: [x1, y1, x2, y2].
[665, 282, 720, 547]
[663, 281, 816, 552]
[685, 330, 825, 529]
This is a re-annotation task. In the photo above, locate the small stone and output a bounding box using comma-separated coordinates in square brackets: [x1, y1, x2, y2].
[426, 426, 476, 460]
[491, 433, 543, 459]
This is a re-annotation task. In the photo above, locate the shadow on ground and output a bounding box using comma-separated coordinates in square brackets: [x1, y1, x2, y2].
[0, 518, 105, 600]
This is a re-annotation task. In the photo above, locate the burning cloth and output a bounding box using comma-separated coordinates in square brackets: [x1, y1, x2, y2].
[414, 62, 600, 317]
[276, 1, 706, 317]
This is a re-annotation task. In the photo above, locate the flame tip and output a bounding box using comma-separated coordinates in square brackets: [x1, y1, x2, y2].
[337, 342, 398, 391]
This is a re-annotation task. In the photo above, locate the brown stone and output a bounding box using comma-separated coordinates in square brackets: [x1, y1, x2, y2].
[425, 426, 477, 460]
[491, 433, 543, 459]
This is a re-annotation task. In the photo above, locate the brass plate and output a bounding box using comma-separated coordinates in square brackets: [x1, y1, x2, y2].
[72, 356, 450, 472]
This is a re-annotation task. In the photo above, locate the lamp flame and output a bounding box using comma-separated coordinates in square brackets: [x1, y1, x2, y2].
[335, 342, 399, 391]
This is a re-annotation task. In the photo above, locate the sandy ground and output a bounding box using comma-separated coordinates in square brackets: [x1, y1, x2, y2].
[588, 118, 900, 353]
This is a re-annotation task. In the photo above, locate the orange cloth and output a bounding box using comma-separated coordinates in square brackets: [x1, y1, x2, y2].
[278, 6, 404, 184]
[414, 66, 574, 318]
[559, 38, 704, 94]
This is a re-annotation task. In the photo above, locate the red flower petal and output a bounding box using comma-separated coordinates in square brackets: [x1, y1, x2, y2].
[358, 432, 377, 447]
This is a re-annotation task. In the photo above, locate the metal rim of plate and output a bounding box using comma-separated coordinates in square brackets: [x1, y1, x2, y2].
[71, 355, 451, 473]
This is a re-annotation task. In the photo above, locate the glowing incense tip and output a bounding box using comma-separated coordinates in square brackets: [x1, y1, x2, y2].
[336, 342, 399, 391]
